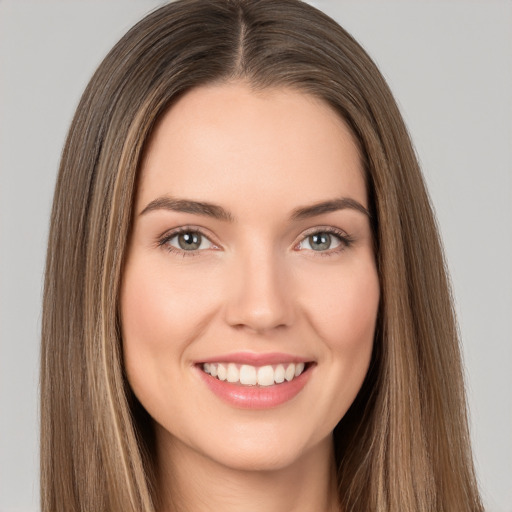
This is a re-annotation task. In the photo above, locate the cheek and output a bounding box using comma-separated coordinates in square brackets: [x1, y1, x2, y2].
[284, 256, 379, 442]
[303, 258, 380, 352]
[301, 257, 379, 412]
[119, 256, 221, 411]
[121, 257, 218, 354]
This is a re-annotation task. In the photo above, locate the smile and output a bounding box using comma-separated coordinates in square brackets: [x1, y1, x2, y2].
[196, 357, 314, 409]
[202, 362, 306, 386]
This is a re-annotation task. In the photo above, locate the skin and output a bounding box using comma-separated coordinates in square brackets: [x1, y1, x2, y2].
[120, 81, 380, 512]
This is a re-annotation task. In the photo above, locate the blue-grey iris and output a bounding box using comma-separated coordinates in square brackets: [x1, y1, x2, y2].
[309, 233, 331, 251]
[178, 232, 201, 250]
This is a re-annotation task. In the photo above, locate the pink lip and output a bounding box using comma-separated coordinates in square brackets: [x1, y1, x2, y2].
[195, 360, 314, 410]
[199, 351, 311, 366]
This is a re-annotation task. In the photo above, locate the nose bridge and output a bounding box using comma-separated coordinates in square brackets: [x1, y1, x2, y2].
[224, 240, 294, 333]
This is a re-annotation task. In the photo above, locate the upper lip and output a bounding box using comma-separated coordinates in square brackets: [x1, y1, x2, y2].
[199, 352, 313, 366]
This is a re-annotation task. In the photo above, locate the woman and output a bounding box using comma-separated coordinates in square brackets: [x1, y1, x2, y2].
[41, 0, 483, 510]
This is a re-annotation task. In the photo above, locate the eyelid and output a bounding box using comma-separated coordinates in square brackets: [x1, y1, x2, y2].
[299, 225, 349, 238]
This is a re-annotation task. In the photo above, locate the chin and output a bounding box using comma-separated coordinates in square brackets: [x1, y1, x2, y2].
[211, 445, 301, 473]
[195, 425, 331, 474]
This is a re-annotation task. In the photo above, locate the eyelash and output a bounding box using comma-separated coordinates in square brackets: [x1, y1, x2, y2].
[157, 226, 354, 257]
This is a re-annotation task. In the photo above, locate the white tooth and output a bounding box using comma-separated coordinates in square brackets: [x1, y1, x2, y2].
[285, 363, 295, 382]
[217, 363, 227, 381]
[295, 362, 305, 377]
[226, 363, 239, 383]
[209, 363, 218, 377]
[257, 365, 275, 386]
[203, 363, 210, 374]
[274, 364, 285, 383]
[239, 364, 257, 385]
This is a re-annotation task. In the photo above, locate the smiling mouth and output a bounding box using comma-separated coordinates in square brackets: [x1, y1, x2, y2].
[200, 362, 312, 387]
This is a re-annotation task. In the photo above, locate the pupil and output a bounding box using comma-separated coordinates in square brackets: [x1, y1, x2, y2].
[310, 233, 331, 251]
[178, 232, 201, 250]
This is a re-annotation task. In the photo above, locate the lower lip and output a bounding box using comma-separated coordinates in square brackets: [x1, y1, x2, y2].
[196, 365, 313, 409]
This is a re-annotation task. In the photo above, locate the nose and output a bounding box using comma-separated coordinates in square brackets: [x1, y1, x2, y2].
[223, 247, 295, 334]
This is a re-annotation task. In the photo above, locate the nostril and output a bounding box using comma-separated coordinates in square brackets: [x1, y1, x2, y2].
[225, 303, 294, 334]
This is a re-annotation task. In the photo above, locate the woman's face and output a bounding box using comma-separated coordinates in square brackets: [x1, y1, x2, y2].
[120, 82, 379, 472]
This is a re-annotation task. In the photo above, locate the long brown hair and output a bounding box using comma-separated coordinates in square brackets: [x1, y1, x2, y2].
[41, 1, 483, 510]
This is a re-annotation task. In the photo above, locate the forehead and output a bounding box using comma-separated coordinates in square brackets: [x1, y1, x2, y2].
[137, 82, 366, 213]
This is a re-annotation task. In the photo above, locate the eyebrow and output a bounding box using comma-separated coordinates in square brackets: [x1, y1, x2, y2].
[139, 195, 370, 221]
[139, 197, 235, 221]
[290, 197, 370, 220]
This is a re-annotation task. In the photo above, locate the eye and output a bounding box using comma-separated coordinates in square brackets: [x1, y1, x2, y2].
[301, 232, 340, 251]
[162, 230, 215, 253]
[296, 229, 352, 253]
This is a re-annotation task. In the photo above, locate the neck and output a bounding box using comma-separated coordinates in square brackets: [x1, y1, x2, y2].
[155, 431, 339, 512]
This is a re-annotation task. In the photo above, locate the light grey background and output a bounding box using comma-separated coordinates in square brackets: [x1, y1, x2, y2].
[0, 1, 510, 511]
